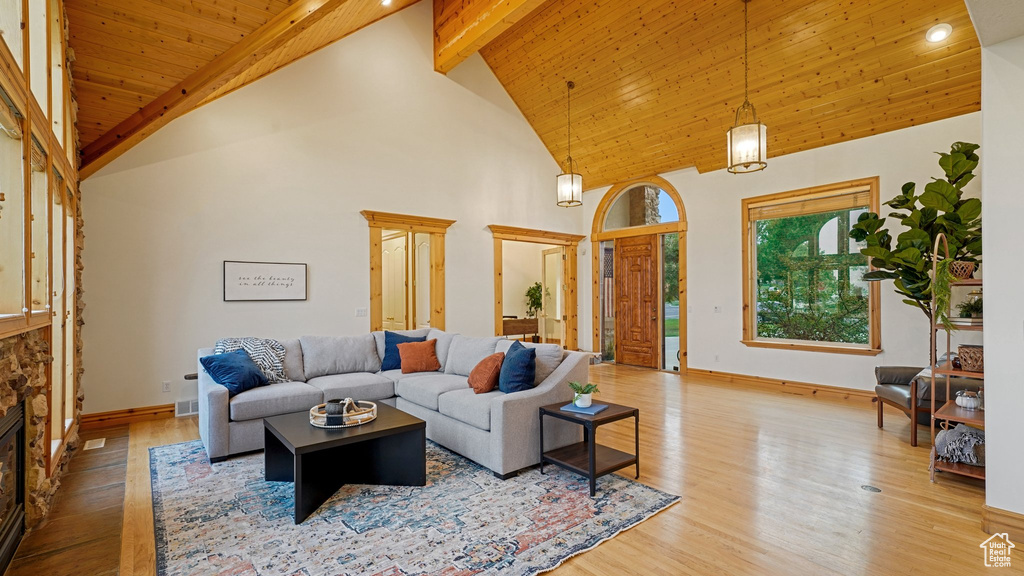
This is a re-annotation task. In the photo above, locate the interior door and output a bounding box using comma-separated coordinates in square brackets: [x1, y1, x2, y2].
[615, 234, 659, 368]
[541, 248, 563, 345]
[382, 232, 407, 330]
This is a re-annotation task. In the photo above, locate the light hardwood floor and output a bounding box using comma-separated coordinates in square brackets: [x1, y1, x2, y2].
[114, 364, 1014, 576]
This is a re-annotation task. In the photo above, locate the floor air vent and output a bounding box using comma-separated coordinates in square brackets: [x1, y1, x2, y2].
[176, 399, 199, 417]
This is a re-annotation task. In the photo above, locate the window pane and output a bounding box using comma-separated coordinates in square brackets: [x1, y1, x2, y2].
[0, 0, 24, 70]
[64, 188, 74, 431]
[604, 185, 678, 231]
[599, 240, 615, 361]
[29, 0, 47, 116]
[754, 207, 869, 345]
[50, 181, 63, 452]
[662, 233, 680, 371]
[49, 0, 63, 143]
[30, 140, 46, 313]
[0, 126, 23, 316]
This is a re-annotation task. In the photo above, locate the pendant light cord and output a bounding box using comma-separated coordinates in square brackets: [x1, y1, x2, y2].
[744, 0, 749, 102]
[566, 81, 574, 166]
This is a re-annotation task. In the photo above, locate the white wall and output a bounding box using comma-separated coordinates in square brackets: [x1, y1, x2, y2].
[80, 2, 576, 413]
[980, 35, 1024, 516]
[579, 113, 982, 391]
[501, 241, 555, 319]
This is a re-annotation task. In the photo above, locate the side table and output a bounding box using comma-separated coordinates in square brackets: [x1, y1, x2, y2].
[538, 402, 639, 496]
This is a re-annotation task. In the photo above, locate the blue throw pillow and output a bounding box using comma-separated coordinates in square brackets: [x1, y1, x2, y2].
[499, 341, 536, 394]
[200, 349, 268, 397]
[382, 331, 427, 371]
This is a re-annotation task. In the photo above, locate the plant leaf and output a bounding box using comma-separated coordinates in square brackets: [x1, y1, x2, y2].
[956, 198, 982, 221]
[920, 180, 958, 212]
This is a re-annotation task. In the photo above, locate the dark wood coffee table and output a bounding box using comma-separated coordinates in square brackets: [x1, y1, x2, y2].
[539, 402, 639, 496]
[263, 403, 426, 523]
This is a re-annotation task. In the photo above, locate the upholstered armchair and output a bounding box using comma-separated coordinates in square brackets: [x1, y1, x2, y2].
[875, 365, 983, 447]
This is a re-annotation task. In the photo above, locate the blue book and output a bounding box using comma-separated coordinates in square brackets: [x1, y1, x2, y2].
[560, 403, 608, 415]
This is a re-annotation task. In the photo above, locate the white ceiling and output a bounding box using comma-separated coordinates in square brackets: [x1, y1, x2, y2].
[965, 0, 1024, 45]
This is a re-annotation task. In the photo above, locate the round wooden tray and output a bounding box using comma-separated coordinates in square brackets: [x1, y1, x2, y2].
[309, 400, 377, 429]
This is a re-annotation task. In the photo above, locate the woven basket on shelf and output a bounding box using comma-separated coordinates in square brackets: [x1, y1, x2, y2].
[949, 260, 976, 280]
[958, 344, 984, 373]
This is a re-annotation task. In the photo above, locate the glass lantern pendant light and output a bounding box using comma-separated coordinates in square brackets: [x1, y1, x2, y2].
[556, 80, 583, 207]
[727, 0, 767, 174]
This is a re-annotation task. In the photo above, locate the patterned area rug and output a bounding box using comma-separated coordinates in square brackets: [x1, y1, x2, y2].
[150, 441, 678, 576]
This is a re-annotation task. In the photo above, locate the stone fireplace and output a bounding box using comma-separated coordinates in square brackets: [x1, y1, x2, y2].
[0, 401, 24, 569]
[0, 330, 77, 541]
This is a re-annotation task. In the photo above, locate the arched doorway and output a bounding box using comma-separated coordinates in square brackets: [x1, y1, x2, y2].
[591, 176, 687, 371]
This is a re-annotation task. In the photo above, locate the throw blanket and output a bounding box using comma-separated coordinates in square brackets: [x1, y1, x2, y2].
[935, 423, 985, 466]
[214, 337, 288, 383]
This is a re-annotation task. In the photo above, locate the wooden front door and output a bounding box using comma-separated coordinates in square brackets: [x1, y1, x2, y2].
[615, 234, 659, 368]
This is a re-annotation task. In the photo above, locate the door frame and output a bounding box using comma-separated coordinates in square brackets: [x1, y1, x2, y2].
[591, 176, 687, 371]
[488, 225, 585, 350]
[540, 246, 564, 344]
[362, 211, 456, 331]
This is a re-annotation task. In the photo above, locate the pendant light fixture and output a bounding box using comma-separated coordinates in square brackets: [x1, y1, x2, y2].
[727, 0, 767, 174]
[556, 80, 583, 207]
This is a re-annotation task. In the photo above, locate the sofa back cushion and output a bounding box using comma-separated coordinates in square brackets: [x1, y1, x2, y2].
[299, 335, 381, 379]
[398, 339, 442, 374]
[428, 329, 455, 371]
[279, 338, 305, 382]
[497, 340, 562, 385]
[444, 335, 500, 377]
[372, 329, 431, 364]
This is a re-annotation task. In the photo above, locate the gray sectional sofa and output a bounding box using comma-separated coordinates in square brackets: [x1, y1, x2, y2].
[198, 328, 588, 477]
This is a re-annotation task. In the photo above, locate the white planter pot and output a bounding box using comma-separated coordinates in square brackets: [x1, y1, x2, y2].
[574, 393, 592, 408]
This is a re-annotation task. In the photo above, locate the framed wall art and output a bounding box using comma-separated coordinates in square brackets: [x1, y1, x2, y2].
[223, 261, 307, 301]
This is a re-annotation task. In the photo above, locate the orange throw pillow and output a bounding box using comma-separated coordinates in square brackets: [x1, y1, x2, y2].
[398, 339, 441, 374]
[468, 352, 505, 394]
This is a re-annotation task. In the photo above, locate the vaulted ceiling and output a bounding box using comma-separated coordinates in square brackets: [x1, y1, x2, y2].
[68, 0, 420, 178]
[480, 0, 981, 189]
[66, 0, 980, 186]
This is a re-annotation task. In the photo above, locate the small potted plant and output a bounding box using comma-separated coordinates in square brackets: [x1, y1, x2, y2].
[957, 295, 983, 319]
[569, 381, 600, 408]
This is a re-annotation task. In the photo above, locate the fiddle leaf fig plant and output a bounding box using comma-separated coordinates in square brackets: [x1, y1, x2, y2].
[849, 142, 982, 321]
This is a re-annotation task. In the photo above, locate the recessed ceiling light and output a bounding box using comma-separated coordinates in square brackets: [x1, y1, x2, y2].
[926, 23, 952, 43]
[381, 0, 392, 5]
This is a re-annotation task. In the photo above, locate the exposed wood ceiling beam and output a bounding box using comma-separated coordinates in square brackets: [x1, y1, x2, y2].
[433, 0, 549, 74]
[78, 0, 355, 179]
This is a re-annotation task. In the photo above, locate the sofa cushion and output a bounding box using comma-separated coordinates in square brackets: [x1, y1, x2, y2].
[497, 340, 563, 385]
[381, 331, 427, 371]
[468, 352, 504, 394]
[399, 339, 442, 374]
[396, 374, 470, 411]
[300, 335, 381, 379]
[428, 329, 455, 371]
[438, 388, 503, 431]
[201, 350, 268, 397]
[372, 329, 431, 366]
[499, 341, 536, 394]
[280, 338, 305, 382]
[306, 373, 395, 402]
[228, 381, 322, 421]
[378, 369, 439, 384]
[445, 335, 500, 377]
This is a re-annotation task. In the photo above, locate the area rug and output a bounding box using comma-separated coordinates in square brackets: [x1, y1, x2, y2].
[150, 441, 677, 576]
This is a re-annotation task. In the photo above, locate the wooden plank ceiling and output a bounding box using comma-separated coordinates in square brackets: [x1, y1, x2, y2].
[479, 0, 981, 189]
[67, 0, 421, 178]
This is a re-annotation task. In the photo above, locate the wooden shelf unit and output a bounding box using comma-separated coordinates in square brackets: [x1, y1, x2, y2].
[928, 234, 985, 483]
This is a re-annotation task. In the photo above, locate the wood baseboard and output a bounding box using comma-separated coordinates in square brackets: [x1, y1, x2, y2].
[687, 368, 876, 403]
[80, 404, 175, 430]
[983, 505, 1024, 542]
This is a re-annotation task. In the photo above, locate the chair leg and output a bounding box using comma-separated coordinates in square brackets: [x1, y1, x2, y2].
[910, 401, 918, 447]
[877, 398, 883, 428]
